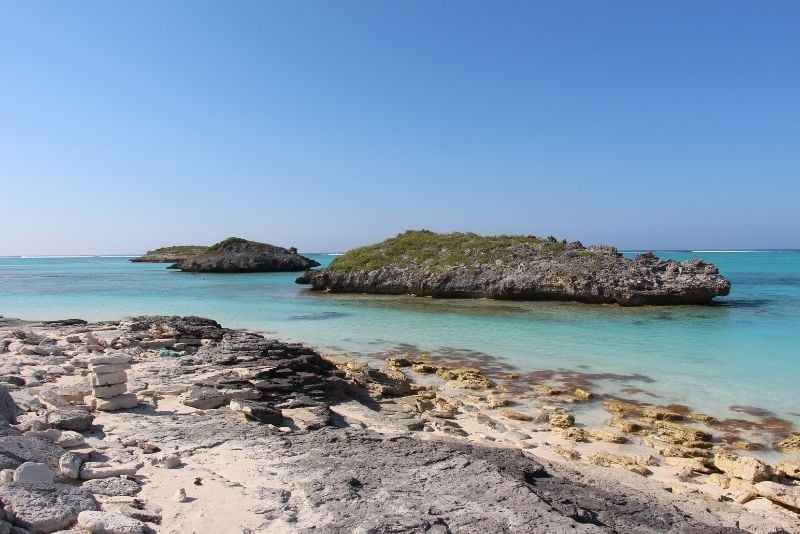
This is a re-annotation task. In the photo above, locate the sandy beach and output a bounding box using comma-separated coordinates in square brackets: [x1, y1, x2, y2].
[0, 315, 798, 533]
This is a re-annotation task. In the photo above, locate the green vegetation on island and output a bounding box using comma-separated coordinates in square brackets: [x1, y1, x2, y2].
[329, 230, 572, 273]
[143, 245, 210, 256]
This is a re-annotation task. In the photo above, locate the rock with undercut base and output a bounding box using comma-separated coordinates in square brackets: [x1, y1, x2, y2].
[296, 230, 731, 306]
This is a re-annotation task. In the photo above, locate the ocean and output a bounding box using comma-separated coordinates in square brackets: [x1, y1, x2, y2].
[1, 251, 798, 451]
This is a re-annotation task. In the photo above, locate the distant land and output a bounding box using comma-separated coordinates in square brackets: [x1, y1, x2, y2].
[130, 237, 319, 273]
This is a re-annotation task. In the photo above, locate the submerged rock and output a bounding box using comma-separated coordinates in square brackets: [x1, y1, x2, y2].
[297, 230, 730, 305]
[774, 432, 800, 453]
[169, 237, 319, 273]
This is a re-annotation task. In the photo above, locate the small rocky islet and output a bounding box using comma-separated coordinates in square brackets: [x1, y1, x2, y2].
[0, 315, 798, 533]
[131, 237, 320, 273]
[297, 230, 731, 305]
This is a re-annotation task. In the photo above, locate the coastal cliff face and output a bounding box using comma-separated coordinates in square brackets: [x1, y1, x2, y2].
[172, 237, 320, 273]
[296, 231, 731, 305]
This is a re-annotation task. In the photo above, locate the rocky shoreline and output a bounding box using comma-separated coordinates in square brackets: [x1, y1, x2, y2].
[297, 231, 732, 305]
[0, 316, 797, 533]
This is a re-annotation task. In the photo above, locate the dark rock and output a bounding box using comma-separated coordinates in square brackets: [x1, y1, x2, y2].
[120, 316, 226, 342]
[282, 428, 747, 533]
[0, 385, 22, 424]
[0, 436, 65, 471]
[41, 319, 88, 326]
[37, 391, 93, 432]
[1, 376, 26, 387]
[296, 230, 731, 306]
[170, 238, 319, 273]
[229, 399, 283, 425]
[0, 481, 98, 533]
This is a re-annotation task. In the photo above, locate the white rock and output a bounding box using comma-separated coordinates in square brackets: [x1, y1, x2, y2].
[174, 488, 188, 502]
[87, 394, 138, 411]
[755, 481, 800, 510]
[77, 510, 147, 534]
[80, 462, 142, 480]
[92, 383, 128, 399]
[59, 452, 84, 479]
[56, 430, 86, 448]
[14, 462, 54, 483]
[150, 453, 180, 469]
[0, 469, 14, 485]
[90, 371, 127, 387]
[88, 354, 131, 366]
[81, 333, 102, 346]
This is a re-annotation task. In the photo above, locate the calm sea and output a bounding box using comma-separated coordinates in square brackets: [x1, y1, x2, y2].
[1, 251, 798, 446]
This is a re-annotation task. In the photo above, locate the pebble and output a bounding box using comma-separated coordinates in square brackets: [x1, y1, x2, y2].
[174, 488, 188, 502]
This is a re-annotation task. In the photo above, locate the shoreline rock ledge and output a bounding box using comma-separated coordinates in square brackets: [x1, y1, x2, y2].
[134, 237, 320, 273]
[296, 230, 731, 306]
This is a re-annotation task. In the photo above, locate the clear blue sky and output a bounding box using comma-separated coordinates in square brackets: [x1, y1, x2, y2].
[1, 1, 798, 254]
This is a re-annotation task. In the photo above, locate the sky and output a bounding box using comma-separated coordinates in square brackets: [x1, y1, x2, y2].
[1, 1, 798, 254]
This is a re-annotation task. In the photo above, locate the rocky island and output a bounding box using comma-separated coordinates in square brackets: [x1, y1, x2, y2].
[132, 237, 320, 273]
[297, 230, 731, 305]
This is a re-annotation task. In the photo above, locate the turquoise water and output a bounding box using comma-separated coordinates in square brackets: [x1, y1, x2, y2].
[1, 251, 799, 438]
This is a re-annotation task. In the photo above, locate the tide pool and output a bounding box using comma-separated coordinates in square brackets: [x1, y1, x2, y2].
[1, 251, 798, 444]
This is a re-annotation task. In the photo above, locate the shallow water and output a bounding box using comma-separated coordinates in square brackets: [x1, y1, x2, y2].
[1, 251, 798, 441]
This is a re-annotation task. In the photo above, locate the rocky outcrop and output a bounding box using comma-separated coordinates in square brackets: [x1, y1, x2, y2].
[170, 237, 319, 273]
[296, 230, 730, 305]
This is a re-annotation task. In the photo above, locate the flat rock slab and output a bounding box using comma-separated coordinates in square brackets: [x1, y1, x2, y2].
[89, 363, 131, 374]
[88, 394, 138, 412]
[81, 477, 141, 497]
[0, 481, 98, 533]
[92, 383, 128, 399]
[80, 462, 141, 480]
[88, 354, 131, 366]
[0, 436, 65, 471]
[283, 406, 332, 431]
[46, 407, 94, 432]
[90, 371, 127, 387]
[77, 510, 148, 534]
